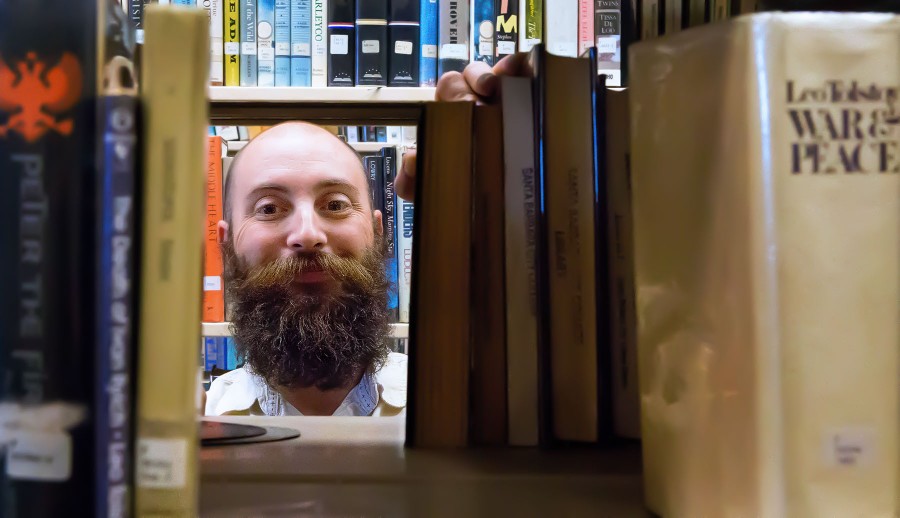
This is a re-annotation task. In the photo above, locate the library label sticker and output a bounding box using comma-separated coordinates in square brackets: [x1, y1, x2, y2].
[330, 35, 349, 55]
[479, 42, 492, 57]
[421, 44, 438, 58]
[362, 40, 380, 54]
[6, 432, 72, 481]
[204, 276, 222, 291]
[497, 41, 516, 55]
[293, 43, 311, 56]
[823, 427, 876, 468]
[242, 42, 257, 56]
[258, 44, 276, 62]
[137, 438, 188, 488]
[224, 42, 240, 56]
[395, 41, 413, 55]
[596, 36, 617, 53]
[440, 44, 467, 61]
[276, 42, 291, 55]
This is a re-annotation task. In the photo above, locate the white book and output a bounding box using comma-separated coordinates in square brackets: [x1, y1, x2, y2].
[544, 0, 577, 56]
[311, 0, 328, 86]
[396, 196, 414, 323]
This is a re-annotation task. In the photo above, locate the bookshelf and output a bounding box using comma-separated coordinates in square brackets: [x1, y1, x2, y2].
[203, 322, 410, 339]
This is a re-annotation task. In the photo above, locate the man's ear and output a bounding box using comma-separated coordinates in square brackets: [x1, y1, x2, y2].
[217, 220, 230, 244]
[373, 210, 383, 236]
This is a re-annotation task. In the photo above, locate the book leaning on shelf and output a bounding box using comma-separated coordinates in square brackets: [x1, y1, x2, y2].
[629, 12, 899, 517]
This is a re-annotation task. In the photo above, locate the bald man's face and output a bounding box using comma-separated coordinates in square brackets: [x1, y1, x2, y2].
[219, 127, 382, 288]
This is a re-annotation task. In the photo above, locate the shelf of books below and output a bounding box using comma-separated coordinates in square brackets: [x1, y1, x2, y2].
[202, 321, 409, 339]
[209, 86, 437, 103]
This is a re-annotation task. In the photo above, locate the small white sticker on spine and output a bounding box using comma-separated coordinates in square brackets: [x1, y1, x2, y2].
[137, 438, 188, 488]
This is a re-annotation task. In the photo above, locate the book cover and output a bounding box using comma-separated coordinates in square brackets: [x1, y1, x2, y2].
[418, 0, 437, 85]
[291, 0, 313, 86]
[328, 0, 355, 86]
[275, 0, 291, 85]
[595, 0, 622, 86]
[388, 0, 420, 86]
[0, 1, 99, 514]
[240, 0, 258, 85]
[495, 0, 517, 60]
[203, 136, 225, 322]
[630, 13, 900, 517]
[356, 0, 388, 85]
[519, 0, 541, 51]
[473, 0, 494, 65]
[257, 0, 276, 86]
[578, 0, 594, 55]
[437, 0, 469, 75]
[202, 0, 224, 85]
[397, 197, 414, 323]
[225, 0, 241, 85]
[135, 7, 208, 516]
[312, 0, 328, 85]
[364, 154, 385, 212]
[380, 146, 399, 321]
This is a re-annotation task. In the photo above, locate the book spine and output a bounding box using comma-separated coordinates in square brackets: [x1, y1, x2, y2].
[224, 0, 241, 85]
[397, 197, 414, 323]
[240, 0, 258, 85]
[519, 0, 541, 51]
[203, 337, 219, 371]
[311, 0, 328, 86]
[545, 0, 577, 56]
[258, 0, 276, 86]
[381, 147, 399, 321]
[473, 0, 494, 65]
[129, 0, 147, 43]
[495, 0, 517, 60]
[203, 0, 224, 85]
[418, 0, 437, 86]
[595, 0, 622, 87]
[438, 0, 469, 75]
[388, 0, 420, 86]
[578, 0, 593, 55]
[356, 0, 388, 86]
[328, 0, 355, 86]
[291, 0, 313, 86]
[639, 0, 659, 39]
[275, 0, 292, 85]
[663, 0, 682, 34]
[203, 137, 225, 322]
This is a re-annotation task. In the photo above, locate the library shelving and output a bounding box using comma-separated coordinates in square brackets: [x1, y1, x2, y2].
[202, 322, 410, 339]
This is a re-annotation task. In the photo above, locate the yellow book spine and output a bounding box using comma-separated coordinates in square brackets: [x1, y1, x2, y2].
[224, 0, 240, 86]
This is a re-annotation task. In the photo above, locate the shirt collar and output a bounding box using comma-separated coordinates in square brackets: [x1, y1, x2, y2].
[257, 367, 380, 417]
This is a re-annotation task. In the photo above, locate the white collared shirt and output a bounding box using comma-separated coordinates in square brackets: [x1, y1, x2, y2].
[205, 352, 407, 417]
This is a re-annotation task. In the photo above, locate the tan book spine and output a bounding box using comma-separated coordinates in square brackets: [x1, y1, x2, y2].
[135, 6, 209, 516]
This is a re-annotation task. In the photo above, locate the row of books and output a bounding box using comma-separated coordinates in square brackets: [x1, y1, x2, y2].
[1, 3, 210, 516]
[121, 0, 634, 87]
[201, 134, 415, 324]
[211, 123, 418, 144]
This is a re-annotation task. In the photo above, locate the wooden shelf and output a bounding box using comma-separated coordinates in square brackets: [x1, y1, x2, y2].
[200, 416, 646, 516]
[203, 322, 409, 339]
[208, 87, 435, 126]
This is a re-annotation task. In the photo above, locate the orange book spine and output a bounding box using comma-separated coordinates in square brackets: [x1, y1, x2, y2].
[202, 136, 225, 322]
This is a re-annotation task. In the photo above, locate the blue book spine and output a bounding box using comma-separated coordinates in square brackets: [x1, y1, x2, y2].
[258, 0, 276, 86]
[473, 0, 494, 64]
[173, 0, 195, 5]
[204, 337, 219, 371]
[96, 95, 139, 518]
[241, 0, 258, 85]
[225, 337, 242, 370]
[275, 0, 291, 85]
[381, 147, 399, 320]
[396, 197, 414, 322]
[290, 0, 312, 85]
[418, 0, 437, 86]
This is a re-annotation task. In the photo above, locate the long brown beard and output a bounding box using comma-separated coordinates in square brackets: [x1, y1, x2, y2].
[222, 238, 390, 391]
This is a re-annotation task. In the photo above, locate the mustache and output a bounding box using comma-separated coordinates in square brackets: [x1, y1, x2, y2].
[233, 252, 377, 291]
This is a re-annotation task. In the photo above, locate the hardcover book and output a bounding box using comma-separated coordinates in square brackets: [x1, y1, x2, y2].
[240, 0, 258, 85]
[380, 146, 399, 321]
[202, 0, 224, 85]
[356, 0, 388, 85]
[544, 0, 577, 56]
[328, 0, 355, 86]
[519, 0, 541, 51]
[274, 0, 291, 85]
[388, 0, 420, 86]
[495, 0, 517, 60]
[257, 0, 276, 86]
[311, 0, 328, 86]
[437, 0, 469, 75]
[473, 0, 494, 65]
[418, 0, 437, 85]
[290, 0, 313, 86]
[224, 0, 241, 85]
[397, 196, 414, 323]
[630, 13, 899, 517]
[203, 137, 226, 322]
[595, 0, 622, 86]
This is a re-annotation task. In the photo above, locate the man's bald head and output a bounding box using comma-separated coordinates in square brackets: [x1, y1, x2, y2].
[223, 122, 368, 225]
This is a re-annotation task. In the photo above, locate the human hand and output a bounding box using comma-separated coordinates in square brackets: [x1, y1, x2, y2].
[394, 53, 534, 201]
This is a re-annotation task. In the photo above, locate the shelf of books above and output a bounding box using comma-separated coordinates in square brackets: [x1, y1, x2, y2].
[202, 322, 410, 339]
[209, 86, 436, 103]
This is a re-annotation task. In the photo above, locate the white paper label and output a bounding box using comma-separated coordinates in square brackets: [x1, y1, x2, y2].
[823, 427, 876, 468]
[478, 42, 492, 56]
[135, 29, 145, 45]
[440, 43, 467, 60]
[596, 36, 617, 53]
[421, 44, 437, 58]
[497, 41, 516, 55]
[204, 276, 222, 291]
[394, 40, 413, 55]
[597, 69, 621, 87]
[293, 43, 311, 56]
[242, 42, 256, 55]
[137, 438, 188, 489]
[521, 38, 540, 51]
[362, 40, 380, 54]
[224, 42, 240, 55]
[275, 42, 290, 55]
[6, 432, 72, 482]
[330, 35, 349, 55]
[258, 44, 275, 61]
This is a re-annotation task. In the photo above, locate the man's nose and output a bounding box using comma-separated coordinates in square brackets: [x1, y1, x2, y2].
[285, 207, 327, 251]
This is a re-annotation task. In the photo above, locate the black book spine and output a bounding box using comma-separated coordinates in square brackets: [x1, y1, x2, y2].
[380, 147, 399, 321]
[356, 0, 388, 85]
[328, 0, 356, 86]
[364, 155, 386, 213]
[95, 94, 139, 518]
[0, 1, 98, 515]
[494, 0, 518, 61]
[387, 0, 420, 86]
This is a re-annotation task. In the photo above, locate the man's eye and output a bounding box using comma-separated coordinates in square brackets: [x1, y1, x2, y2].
[255, 203, 281, 217]
[325, 200, 350, 212]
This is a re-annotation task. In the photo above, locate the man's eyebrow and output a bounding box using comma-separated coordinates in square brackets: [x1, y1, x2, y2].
[246, 184, 290, 197]
[316, 178, 362, 196]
